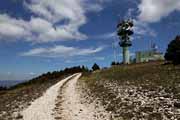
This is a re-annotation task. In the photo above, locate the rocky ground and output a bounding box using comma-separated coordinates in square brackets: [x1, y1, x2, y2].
[80, 62, 180, 120]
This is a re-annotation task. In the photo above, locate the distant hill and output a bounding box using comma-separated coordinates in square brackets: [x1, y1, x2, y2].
[0, 80, 27, 88]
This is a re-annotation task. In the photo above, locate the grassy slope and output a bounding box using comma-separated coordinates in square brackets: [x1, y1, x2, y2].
[0, 75, 69, 120]
[80, 61, 180, 120]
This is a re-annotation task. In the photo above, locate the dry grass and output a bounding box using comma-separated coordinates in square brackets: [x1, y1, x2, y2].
[80, 61, 180, 119]
[82, 61, 180, 89]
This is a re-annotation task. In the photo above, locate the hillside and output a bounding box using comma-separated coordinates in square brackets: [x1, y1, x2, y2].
[0, 75, 68, 119]
[79, 61, 180, 119]
[0, 66, 87, 120]
[0, 73, 110, 120]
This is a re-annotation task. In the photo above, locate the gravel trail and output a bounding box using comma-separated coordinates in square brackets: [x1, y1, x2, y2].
[21, 74, 78, 120]
[21, 73, 109, 120]
[54, 73, 109, 120]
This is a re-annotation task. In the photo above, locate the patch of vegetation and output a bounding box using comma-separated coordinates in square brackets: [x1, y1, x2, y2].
[92, 63, 100, 71]
[83, 61, 180, 87]
[0, 86, 7, 91]
[111, 61, 122, 66]
[165, 35, 180, 65]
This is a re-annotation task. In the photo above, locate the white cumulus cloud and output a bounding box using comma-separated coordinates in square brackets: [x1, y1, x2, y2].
[0, 14, 30, 40]
[0, 0, 107, 43]
[20, 45, 104, 58]
[138, 0, 180, 22]
[133, 19, 156, 37]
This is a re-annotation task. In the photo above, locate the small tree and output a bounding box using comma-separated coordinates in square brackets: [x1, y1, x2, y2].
[81, 65, 89, 72]
[92, 63, 100, 71]
[111, 61, 121, 66]
[111, 61, 116, 66]
[165, 36, 180, 64]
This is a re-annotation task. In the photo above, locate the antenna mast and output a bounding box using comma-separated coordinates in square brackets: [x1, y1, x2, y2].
[117, 19, 134, 64]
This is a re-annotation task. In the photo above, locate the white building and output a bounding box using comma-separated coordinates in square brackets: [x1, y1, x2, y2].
[136, 50, 164, 63]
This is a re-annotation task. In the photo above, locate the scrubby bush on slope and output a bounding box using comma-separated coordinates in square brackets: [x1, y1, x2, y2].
[165, 36, 180, 65]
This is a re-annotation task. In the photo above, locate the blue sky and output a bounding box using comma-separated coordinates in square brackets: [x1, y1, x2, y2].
[0, 0, 180, 80]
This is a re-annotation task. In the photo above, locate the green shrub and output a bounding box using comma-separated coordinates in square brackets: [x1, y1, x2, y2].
[165, 36, 180, 65]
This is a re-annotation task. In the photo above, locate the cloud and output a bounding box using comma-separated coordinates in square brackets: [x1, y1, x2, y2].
[95, 32, 116, 39]
[0, 14, 30, 41]
[65, 56, 105, 63]
[97, 20, 156, 41]
[138, 0, 180, 22]
[133, 19, 156, 37]
[20, 45, 104, 58]
[65, 59, 87, 63]
[29, 72, 36, 76]
[84, 3, 103, 12]
[0, 14, 86, 43]
[121, 5, 156, 38]
[7, 72, 11, 75]
[124, 8, 135, 19]
[0, 0, 107, 43]
[25, 0, 85, 23]
[94, 56, 105, 60]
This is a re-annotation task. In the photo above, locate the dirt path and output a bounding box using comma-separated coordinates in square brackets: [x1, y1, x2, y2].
[54, 73, 109, 120]
[21, 73, 109, 120]
[21, 74, 78, 120]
